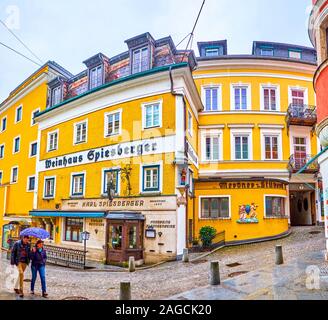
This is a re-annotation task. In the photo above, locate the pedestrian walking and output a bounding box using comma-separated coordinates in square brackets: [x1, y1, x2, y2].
[10, 235, 31, 298]
[30, 240, 48, 298]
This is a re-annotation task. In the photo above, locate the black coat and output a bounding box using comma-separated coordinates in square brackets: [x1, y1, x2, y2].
[11, 240, 31, 266]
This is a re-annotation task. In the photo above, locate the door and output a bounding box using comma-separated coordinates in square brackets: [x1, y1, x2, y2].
[107, 223, 124, 262]
[293, 137, 307, 170]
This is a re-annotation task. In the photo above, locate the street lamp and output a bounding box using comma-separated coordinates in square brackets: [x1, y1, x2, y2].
[81, 231, 90, 270]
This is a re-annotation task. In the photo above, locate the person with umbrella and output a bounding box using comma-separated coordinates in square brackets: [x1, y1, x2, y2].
[19, 227, 50, 298]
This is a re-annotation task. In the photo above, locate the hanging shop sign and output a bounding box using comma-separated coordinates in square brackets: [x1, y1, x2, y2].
[218, 180, 287, 190]
[38, 135, 176, 172]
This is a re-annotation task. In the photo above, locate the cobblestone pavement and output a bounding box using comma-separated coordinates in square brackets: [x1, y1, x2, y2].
[0, 226, 326, 300]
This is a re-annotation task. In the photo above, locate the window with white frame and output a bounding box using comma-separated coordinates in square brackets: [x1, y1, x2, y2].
[27, 176, 36, 192]
[51, 86, 61, 106]
[48, 131, 58, 151]
[289, 50, 301, 59]
[291, 89, 305, 106]
[205, 48, 220, 57]
[200, 197, 230, 219]
[132, 46, 150, 74]
[0, 144, 4, 159]
[232, 133, 251, 160]
[265, 196, 286, 218]
[232, 85, 250, 110]
[262, 86, 277, 111]
[205, 136, 220, 161]
[30, 142, 38, 157]
[1, 117, 7, 132]
[11, 167, 18, 183]
[31, 109, 40, 126]
[44, 177, 55, 198]
[89, 65, 103, 89]
[103, 169, 120, 195]
[15, 106, 22, 123]
[142, 165, 160, 192]
[143, 103, 161, 129]
[71, 173, 85, 197]
[188, 111, 193, 136]
[264, 135, 279, 160]
[105, 111, 121, 137]
[204, 87, 220, 112]
[74, 121, 87, 144]
[13, 137, 20, 154]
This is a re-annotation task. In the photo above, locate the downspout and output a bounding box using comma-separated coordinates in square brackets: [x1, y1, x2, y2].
[169, 66, 189, 249]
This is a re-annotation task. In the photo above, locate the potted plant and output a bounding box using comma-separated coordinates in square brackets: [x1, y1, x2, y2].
[199, 226, 217, 248]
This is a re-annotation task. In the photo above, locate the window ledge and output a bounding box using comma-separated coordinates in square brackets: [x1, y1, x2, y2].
[140, 191, 161, 196]
[264, 216, 289, 220]
[199, 218, 231, 221]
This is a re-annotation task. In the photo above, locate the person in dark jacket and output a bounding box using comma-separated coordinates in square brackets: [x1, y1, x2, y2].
[11, 236, 31, 298]
[30, 240, 48, 298]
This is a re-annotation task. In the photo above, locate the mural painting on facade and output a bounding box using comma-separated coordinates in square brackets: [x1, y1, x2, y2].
[237, 203, 259, 224]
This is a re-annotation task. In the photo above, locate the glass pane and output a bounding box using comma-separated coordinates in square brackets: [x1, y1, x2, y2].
[211, 199, 219, 218]
[212, 137, 219, 160]
[212, 89, 218, 111]
[220, 198, 230, 218]
[205, 89, 211, 111]
[128, 226, 137, 249]
[235, 137, 241, 159]
[110, 226, 122, 250]
[202, 199, 210, 218]
[206, 137, 211, 160]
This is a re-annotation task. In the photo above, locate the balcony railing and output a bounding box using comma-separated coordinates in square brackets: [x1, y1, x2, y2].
[288, 154, 319, 173]
[286, 104, 317, 128]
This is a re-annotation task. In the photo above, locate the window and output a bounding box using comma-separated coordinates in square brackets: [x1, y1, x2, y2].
[264, 136, 279, 160]
[263, 87, 277, 111]
[0, 145, 4, 159]
[234, 136, 249, 160]
[71, 173, 85, 197]
[65, 218, 83, 243]
[11, 167, 18, 183]
[89, 65, 103, 89]
[232, 86, 249, 110]
[188, 111, 193, 136]
[205, 48, 220, 57]
[204, 87, 220, 111]
[205, 136, 220, 161]
[201, 197, 230, 219]
[143, 103, 161, 129]
[261, 48, 274, 56]
[31, 109, 40, 126]
[44, 177, 55, 198]
[142, 165, 160, 192]
[291, 89, 305, 106]
[13, 137, 20, 154]
[289, 50, 301, 59]
[132, 46, 149, 74]
[30, 142, 38, 157]
[48, 131, 58, 151]
[0, 171, 2, 185]
[103, 169, 119, 195]
[105, 111, 121, 137]
[1, 117, 7, 132]
[293, 137, 307, 169]
[27, 176, 35, 192]
[265, 196, 286, 218]
[15, 106, 22, 123]
[51, 86, 61, 106]
[74, 121, 87, 144]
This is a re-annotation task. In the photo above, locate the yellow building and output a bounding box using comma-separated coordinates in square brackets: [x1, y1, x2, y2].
[0, 33, 321, 265]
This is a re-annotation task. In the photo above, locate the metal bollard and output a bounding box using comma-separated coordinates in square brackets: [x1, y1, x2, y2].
[210, 261, 221, 286]
[120, 282, 131, 300]
[182, 248, 189, 263]
[128, 256, 136, 272]
[275, 245, 284, 265]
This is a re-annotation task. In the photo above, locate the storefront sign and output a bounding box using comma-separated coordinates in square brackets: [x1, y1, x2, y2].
[148, 220, 176, 229]
[38, 135, 176, 172]
[218, 181, 287, 190]
[62, 196, 177, 212]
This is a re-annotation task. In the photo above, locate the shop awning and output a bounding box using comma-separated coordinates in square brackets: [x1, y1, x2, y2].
[105, 212, 145, 221]
[30, 211, 106, 218]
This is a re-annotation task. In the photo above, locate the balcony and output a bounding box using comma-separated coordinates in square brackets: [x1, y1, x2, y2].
[286, 104, 317, 129]
[288, 154, 319, 174]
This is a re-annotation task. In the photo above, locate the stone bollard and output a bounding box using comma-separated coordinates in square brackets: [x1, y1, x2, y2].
[275, 245, 284, 265]
[120, 282, 131, 300]
[182, 248, 189, 263]
[129, 256, 136, 272]
[210, 261, 220, 286]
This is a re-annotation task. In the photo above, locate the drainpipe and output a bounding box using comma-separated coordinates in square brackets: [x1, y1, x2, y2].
[169, 66, 189, 249]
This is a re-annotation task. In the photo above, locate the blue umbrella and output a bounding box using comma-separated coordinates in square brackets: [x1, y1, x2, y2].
[20, 228, 50, 240]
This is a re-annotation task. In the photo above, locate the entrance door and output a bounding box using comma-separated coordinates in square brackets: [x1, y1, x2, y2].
[290, 191, 313, 226]
[293, 137, 307, 170]
[106, 220, 144, 264]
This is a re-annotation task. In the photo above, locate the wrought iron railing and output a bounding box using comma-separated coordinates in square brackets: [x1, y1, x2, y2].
[286, 104, 317, 124]
[44, 245, 86, 269]
[288, 154, 319, 172]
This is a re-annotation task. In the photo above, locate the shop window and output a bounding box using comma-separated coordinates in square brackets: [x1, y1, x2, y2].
[108, 225, 123, 250]
[44, 177, 55, 199]
[103, 169, 119, 195]
[65, 218, 83, 243]
[128, 225, 137, 249]
[132, 46, 150, 74]
[74, 121, 87, 144]
[142, 165, 160, 192]
[71, 173, 85, 197]
[265, 196, 286, 217]
[201, 197, 230, 219]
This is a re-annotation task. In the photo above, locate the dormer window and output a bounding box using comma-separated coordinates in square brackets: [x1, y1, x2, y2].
[132, 46, 150, 74]
[51, 86, 62, 106]
[89, 65, 103, 89]
[288, 50, 301, 59]
[205, 47, 220, 57]
[261, 48, 274, 56]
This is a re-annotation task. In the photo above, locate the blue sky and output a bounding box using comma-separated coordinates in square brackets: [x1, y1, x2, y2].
[0, 0, 313, 102]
